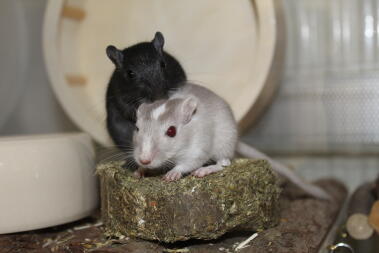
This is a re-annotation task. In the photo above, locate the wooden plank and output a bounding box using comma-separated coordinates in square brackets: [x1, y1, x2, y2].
[65, 74, 87, 86]
[62, 5, 85, 21]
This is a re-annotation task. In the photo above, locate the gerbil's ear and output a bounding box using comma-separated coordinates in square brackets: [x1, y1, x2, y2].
[180, 97, 197, 124]
[106, 45, 124, 69]
[137, 103, 147, 118]
[152, 31, 164, 55]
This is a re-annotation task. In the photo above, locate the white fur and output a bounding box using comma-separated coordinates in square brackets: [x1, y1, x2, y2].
[134, 83, 237, 181]
[138, 137, 154, 162]
[152, 103, 166, 120]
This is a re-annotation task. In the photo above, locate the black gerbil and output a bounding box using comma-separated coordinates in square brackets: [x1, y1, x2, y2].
[105, 32, 186, 166]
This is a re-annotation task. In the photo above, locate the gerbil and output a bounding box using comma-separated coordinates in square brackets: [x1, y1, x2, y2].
[133, 83, 237, 181]
[105, 32, 186, 165]
[133, 83, 331, 200]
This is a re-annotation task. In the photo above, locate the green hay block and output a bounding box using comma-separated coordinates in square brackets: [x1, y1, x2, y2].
[97, 159, 281, 243]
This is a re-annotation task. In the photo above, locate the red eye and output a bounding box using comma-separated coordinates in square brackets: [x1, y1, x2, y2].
[166, 126, 176, 137]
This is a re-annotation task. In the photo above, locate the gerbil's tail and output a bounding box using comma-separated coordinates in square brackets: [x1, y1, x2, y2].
[236, 142, 331, 200]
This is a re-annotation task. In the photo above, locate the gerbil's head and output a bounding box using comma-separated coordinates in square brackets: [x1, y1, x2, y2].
[133, 96, 197, 169]
[106, 32, 186, 101]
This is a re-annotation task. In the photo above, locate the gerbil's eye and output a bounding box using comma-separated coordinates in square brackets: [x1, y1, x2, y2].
[127, 70, 136, 79]
[135, 126, 139, 132]
[166, 126, 176, 137]
[160, 61, 166, 68]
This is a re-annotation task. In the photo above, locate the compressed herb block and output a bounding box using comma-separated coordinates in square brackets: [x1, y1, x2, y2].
[97, 159, 281, 243]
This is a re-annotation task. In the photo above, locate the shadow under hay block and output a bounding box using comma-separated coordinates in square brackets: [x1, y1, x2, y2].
[97, 159, 281, 243]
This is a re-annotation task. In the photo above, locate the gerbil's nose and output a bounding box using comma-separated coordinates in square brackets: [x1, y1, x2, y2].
[139, 159, 151, 165]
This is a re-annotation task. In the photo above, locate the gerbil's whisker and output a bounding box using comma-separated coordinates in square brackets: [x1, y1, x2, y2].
[186, 79, 209, 87]
[97, 145, 128, 151]
[161, 159, 175, 170]
[122, 158, 137, 170]
[99, 151, 129, 163]
[122, 96, 144, 107]
[98, 147, 134, 157]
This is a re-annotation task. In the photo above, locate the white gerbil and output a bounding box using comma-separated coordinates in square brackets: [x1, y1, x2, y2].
[133, 83, 330, 200]
[133, 83, 237, 181]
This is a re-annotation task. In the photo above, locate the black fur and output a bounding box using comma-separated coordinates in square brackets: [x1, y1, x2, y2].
[105, 32, 186, 165]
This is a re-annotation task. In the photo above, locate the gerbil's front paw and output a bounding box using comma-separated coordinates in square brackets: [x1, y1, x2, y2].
[163, 170, 182, 182]
[133, 169, 145, 178]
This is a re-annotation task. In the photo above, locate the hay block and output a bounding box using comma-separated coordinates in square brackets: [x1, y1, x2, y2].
[97, 159, 281, 243]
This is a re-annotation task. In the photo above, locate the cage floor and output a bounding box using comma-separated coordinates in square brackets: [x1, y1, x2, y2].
[0, 179, 346, 253]
[276, 155, 379, 192]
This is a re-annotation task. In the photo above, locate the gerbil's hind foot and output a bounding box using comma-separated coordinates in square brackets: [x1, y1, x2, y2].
[192, 159, 231, 178]
[163, 169, 183, 182]
[192, 164, 222, 177]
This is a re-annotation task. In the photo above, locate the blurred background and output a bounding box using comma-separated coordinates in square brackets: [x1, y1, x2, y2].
[1, 0, 378, 191]
[0, 0, 77, 134]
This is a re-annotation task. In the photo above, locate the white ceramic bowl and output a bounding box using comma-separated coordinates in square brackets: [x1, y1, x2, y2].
[0, 133, 98, 234]
[43, 0, 283, 146]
